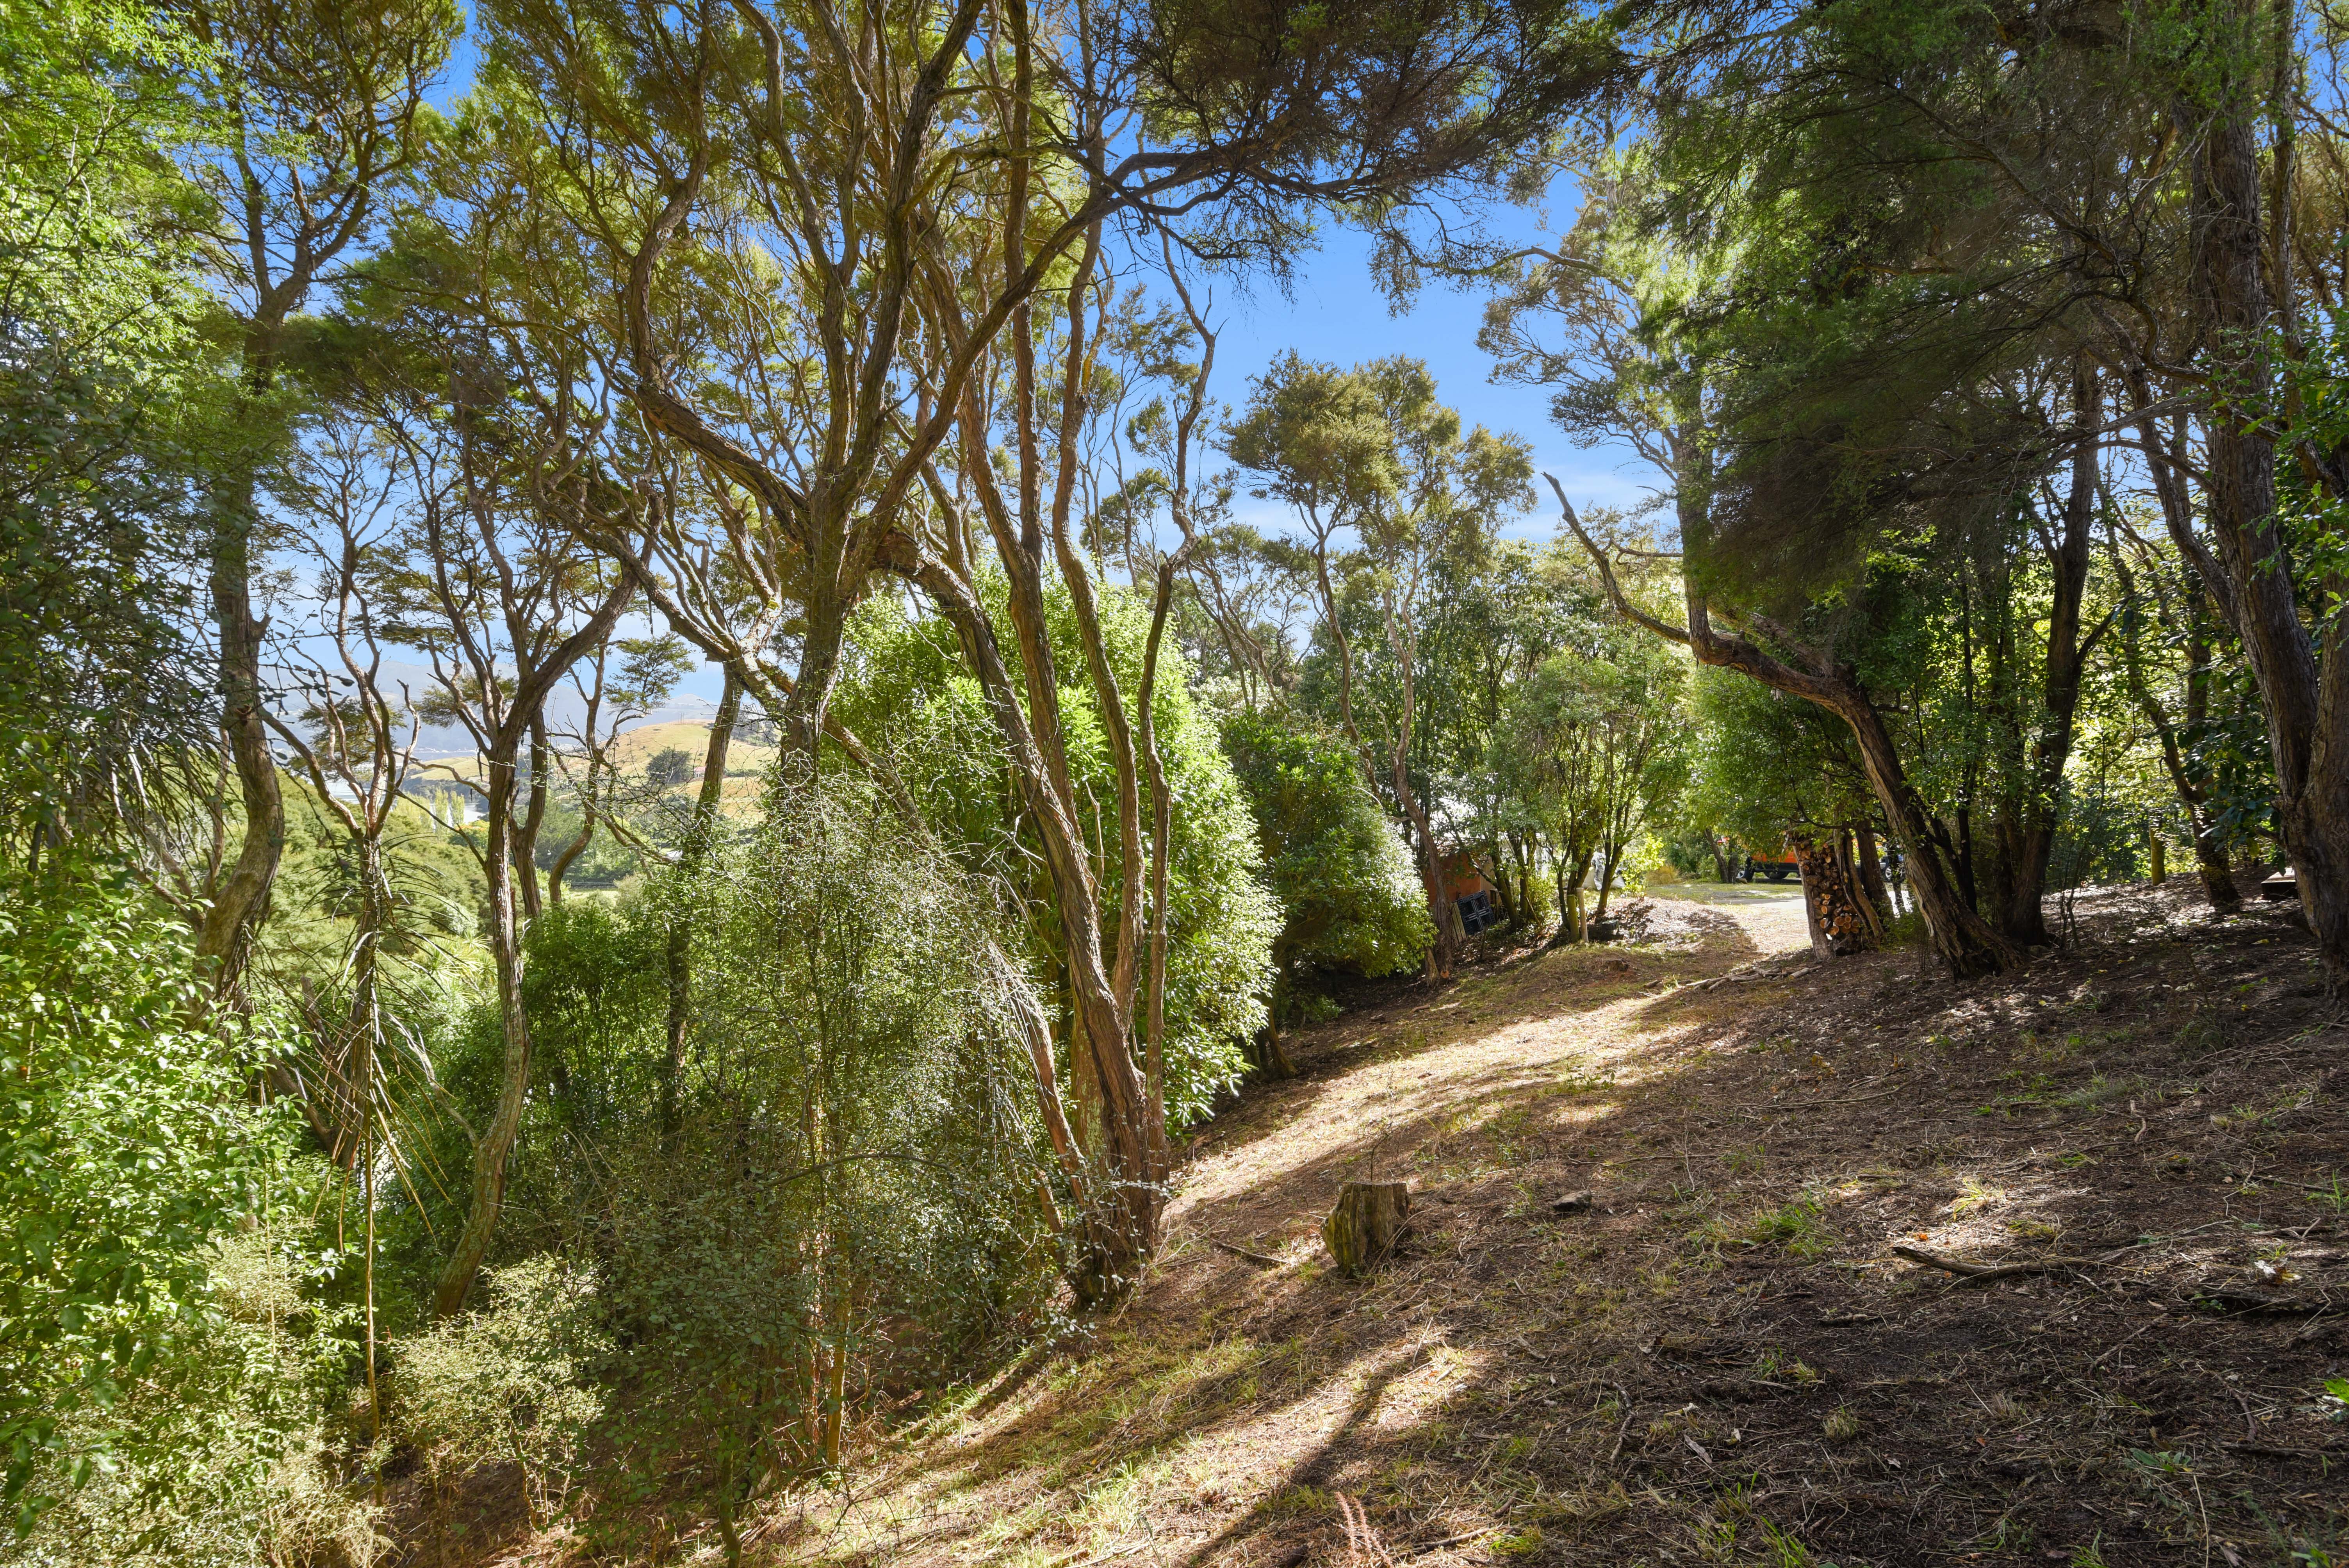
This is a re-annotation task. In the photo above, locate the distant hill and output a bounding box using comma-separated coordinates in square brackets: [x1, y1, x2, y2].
[271, 659, 740, 761]
[611, 720, 781, 776]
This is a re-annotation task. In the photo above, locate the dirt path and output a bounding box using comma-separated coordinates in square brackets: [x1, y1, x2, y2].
[747, 887, 2345, 1568]
[1647, 881, 1812, 955]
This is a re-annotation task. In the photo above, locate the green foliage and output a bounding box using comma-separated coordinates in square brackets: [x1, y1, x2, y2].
[394, 1256, 609, 1523]
[531, 798, 645, 887]
[9, 1225, 376, 1568]
[274, 782, 485, 944]
[1682, 668, 1869, 851]
[1490, 625, 1686, 934]
[832, 582, 1277, 1127]
[1220, 704, 1430, 1004]
[519, 899, 668, 1088]
[0, 856, 294, 1532]
[498, 777, 1068, 1510]
[0, 0, 230, 843]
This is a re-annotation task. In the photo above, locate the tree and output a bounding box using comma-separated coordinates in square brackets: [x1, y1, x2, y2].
[1492, 624, 1681, 944]
[0, 0, 218, 853]
[542, 634, 692, 899]
[342, 268, 650, 1313]
[1615, 0, 2349, 987]
[644, 748, 694, 789]
[178, 0, 457, 995]
[1230, 355, 1534, 976]
[2108, 527, 2267, 911]
[1493, 150, 2042, 976]
[478, 0, 1620, 760]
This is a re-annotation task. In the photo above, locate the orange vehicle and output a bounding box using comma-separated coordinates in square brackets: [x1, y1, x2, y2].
[1741, 842, 1800, 883]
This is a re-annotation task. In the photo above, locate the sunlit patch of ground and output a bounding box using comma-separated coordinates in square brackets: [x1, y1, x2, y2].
[451, 880, 2347, 1568]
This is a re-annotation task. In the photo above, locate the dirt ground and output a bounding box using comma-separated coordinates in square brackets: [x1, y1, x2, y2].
[728, 879, 2348, 1568]
[1641, 881, 1813, 955]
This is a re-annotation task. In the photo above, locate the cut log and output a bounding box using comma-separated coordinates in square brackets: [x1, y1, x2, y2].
[1322, 1181, 1411, 1273]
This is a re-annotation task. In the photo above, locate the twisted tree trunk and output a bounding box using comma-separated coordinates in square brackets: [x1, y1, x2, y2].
[1553, 478, 2018, 979]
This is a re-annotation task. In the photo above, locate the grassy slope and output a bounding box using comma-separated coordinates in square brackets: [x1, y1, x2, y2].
[748, 882, 2347, 1568]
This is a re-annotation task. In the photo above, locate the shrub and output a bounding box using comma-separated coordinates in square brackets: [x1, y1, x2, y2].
[0, 858, 287, 1532]
[1221, 704, 1431, 1013]
[393, 1255, 610, 1528]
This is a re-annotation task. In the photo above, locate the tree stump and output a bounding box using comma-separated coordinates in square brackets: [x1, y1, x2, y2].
[1322, 1182, 1410, 1274]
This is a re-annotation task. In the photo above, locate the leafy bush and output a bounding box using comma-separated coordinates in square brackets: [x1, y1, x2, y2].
[504, 777, 1067, 1529]
[832, 586, 1279, 1124]
[393, 1255, 610, 1527]
[0, 859, 287, 1530]
[8, 1227, 377, 1568]
[1221, 704, 1430, 1012]
[0, 859, 376, 1565]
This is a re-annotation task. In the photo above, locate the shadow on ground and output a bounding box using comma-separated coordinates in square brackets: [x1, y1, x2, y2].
[759, 884, 2346, 1568]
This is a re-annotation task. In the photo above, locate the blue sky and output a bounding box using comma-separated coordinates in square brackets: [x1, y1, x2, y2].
[1183, 222, 1657, 542]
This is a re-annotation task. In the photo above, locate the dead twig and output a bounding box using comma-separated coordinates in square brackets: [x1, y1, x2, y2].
[2223, 1441, 2342, 1463]
[1775, 1087, 1908, 1110]
[1605, 1382, 1636, 1464]
[2088, 1316, 2165, 1369]
[2189, 1286, 2337, 1315]
[1889, 1245, 2107, 1285]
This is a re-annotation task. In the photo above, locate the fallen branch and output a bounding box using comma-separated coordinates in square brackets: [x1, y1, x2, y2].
[1777, 1086, 1908, 1109]
[1889, 1245, 2106, 1285]
[1692, 960, 1817, 993]
[1210, 1238, 1286, 1268]
[2223, 1441, 2342, 1463]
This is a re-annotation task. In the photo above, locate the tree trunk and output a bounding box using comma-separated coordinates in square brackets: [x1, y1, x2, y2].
[1798, 842, 1829, 958]
[1836, 829, 1884, 944]
[429, 581, 638, 1316]
[1549, 844, 1597, 946]
[514, 718, 551, 921]
[1551, 477, 2018, 979]
[2191, 823, 2237, 909]
[1855, 823, 1895, 928]
[1245, 1022, 1298, 1081]
[1401, 777, 1462, 978]
[780, 571, 854, 766]
[1322, 1182, 1410, 1273]
[2115, 548, 2242, 915]
[194, 459, 283, 999]
[662, 669, 743, 1139]
[1834, 690, 2012, 974]
[434, 752, 531, 1317]
[912, 556, 1153, 1296]
[2179, 90, 2349, 994]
